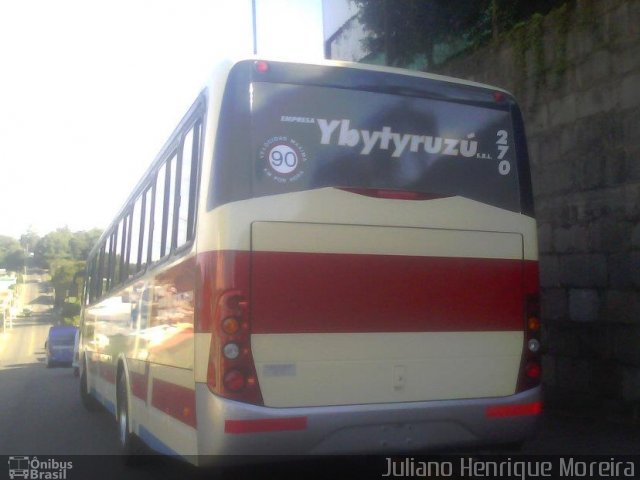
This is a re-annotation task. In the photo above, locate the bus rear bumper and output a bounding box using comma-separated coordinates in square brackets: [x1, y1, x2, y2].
[195, 384, 540, 460]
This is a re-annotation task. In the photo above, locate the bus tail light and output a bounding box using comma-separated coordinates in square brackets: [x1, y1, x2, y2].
[525, 361, 541, 379]
[517, 288, 542, 393]
[207, 290, 263, 405]
[224, 369, 247, 392]
[254, 60, 270, 73]
[222, 317, 240, 335]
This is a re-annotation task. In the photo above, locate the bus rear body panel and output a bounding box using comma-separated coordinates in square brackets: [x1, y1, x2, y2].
[195, 187, 540, 457]
[251, 221, 524, 407]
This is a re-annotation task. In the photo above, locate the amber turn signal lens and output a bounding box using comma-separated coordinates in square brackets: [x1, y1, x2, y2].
[528, 317, 541, 332]
[222, 317, 240, 335]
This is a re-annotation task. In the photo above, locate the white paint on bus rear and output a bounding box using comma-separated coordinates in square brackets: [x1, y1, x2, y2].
[252, 221, 523, 259]
[197, 188, 538, 260]
[252, 331, 524, 407]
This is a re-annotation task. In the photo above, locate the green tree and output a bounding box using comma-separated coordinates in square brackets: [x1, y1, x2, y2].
[19, 228, 39, 254]
[0, 236, 21, 257]
[33, 227, 102, 267]
[3, 249, 26, 271]
[0, 236, 24, 270]
[50, 259, 85, 307]
[69, 228, 102, 261]
[34, 227, 73, 267]
[353, 0, 568, 67]
[354, 0, 489, 67]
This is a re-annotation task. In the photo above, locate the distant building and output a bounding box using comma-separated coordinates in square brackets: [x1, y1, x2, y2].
[322, 1, 468, 70]
[0, 273, 16, 292]
[323, 0, 369, 62]
[0, 285, 15, 327]
[324, 13, 370, 62]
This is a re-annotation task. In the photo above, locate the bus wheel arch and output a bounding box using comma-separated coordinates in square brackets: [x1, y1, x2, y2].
[80, 355, 99, 412]
[116, 359, 144, 462]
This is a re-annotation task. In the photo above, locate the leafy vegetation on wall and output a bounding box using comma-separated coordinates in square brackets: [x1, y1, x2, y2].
[353, 0, 570, 68]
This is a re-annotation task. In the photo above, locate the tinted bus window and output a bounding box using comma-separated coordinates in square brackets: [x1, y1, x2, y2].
[114, 220, 123, 286]
[141, 187, 152, 269]
[250, 83, 519, 212]
[165, 154, 177, 254]
[210, 63, 530, 215]
[129, 196, 142, 275]
[177, 128, 194, 247]
[151, 164, 166, 262]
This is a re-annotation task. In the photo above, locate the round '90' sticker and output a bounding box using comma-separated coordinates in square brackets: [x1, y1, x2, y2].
[259, 137, 307, 183]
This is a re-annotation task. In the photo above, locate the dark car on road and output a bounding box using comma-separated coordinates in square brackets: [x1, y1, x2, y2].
[45, 325, 78, 367]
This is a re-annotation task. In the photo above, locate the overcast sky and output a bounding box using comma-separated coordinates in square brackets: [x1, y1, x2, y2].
[0, 0, 328, 239]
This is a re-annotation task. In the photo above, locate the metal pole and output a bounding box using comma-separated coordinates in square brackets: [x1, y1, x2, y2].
[252, 0, 258, 55]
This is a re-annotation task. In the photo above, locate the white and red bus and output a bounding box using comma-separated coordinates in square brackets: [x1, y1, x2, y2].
[79, 58, 541, 464]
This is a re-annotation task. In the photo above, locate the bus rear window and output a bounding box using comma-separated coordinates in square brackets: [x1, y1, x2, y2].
[250, 82, 520, 212]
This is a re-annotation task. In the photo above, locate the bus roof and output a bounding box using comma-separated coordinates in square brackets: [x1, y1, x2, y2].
[204, 56, 512, 96]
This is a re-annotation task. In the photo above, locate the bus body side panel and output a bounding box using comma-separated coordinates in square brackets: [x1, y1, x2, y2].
[82, 255, 199, 458]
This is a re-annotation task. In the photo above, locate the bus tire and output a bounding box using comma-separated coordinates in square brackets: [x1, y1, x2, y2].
[80, 364, 99, 412]
[117, 373, 144, 464]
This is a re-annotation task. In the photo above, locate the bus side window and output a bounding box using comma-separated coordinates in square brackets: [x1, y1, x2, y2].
[129, 195, 142, 276]
[108, 230, 117, 292]
[151, 164, 166, 263]
[165, 154, 177, 254]
[113, 220, 123, 287]
[102, 236, 112, 294]
[176, 124, 197, 247]
[140, 187, 152, 270]
[122, 213, 132, 281]
[86, 256, 96, 305]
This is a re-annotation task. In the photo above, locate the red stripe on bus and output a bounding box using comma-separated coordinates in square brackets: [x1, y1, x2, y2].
[224, 417, 308, 434]
[151, 379, 197, 428]
[486, 402, 542, 418]
[251, 252, 533, 334]
[196, 250, 251, 333]
[129, 370, 149, 402]
[523, 260, 540, 296]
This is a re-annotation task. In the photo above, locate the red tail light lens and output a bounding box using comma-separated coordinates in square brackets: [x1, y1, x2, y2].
[254, 60, 269, 73]
[224, 370, 246, 392]
[486, 401, 542, 418]
[517, 263, 542, 393]
[207, 288, 263, 405]
[525, 362, 541, 379]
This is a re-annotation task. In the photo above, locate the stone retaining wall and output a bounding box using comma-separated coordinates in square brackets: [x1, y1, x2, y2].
[434, 0, 640, 415]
